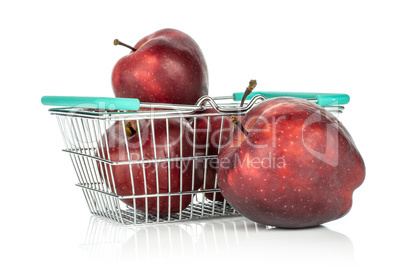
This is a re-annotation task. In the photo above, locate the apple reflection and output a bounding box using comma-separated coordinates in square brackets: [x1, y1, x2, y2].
[81, 216, 355, 266]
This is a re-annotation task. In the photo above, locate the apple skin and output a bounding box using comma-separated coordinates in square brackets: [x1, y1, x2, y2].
[217, 97, 365, 228]
[112, 28, 208, 105]
[194, 108, 233, 201]
[98, 118, 204, 216]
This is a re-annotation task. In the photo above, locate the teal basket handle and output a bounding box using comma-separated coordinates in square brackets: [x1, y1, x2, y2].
[232, 91, 350, 106]
[41, 96, 141, 111]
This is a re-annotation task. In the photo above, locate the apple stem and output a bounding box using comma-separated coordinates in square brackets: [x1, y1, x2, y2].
[230, 115, 248, 136]
[240, 79, 257, 107]
[125, 121, 137, 136]
[114, 39, 137, 52]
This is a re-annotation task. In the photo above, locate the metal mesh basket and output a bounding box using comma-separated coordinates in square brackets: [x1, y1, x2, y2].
[44, 94, 346, 225]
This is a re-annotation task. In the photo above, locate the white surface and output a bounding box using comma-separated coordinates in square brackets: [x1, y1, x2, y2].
[1, 0, 401, 267]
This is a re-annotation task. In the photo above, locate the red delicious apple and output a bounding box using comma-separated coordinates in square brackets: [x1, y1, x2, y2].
[97, 118, 204, 216]
[112, 28, 208, 105]
[217, 97, 365, 228]
[193, 108, 233, 201]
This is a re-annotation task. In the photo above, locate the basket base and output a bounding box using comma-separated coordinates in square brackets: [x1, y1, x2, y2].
[92, 198, 241, 225]
[80, 186, 241, 225]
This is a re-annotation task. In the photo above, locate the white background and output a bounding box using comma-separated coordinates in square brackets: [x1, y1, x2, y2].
[1, 0, 401, 267]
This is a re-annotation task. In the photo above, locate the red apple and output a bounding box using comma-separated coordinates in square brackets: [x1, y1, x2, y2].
[98, 118, 204, 216]
[112, 28, 208, 105]
[193, 108, 233, 201]
[217, 97, 365, 228]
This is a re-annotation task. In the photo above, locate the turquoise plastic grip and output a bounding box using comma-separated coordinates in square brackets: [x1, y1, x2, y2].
[41, 96, 140, 111]
[232, 92, 350, 106]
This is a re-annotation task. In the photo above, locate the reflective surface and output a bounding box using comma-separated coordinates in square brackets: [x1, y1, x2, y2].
[79, 216, 355, 266]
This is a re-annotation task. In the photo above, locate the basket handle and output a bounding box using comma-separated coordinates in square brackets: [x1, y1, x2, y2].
[41, 96, 141, 111]
[232, 91, 350, 106]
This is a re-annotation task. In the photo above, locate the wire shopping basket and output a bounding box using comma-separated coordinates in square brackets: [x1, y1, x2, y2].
[41, 91, 349, 225]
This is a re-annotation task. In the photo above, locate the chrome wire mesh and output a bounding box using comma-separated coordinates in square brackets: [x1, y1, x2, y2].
[48, 96, 344, 225]
[52, 104, 244, 225]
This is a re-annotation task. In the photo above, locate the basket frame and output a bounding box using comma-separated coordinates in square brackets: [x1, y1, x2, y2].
[48, 95, 344, 225]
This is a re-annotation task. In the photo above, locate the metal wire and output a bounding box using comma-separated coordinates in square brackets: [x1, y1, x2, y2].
[49, 95, 346, 225]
